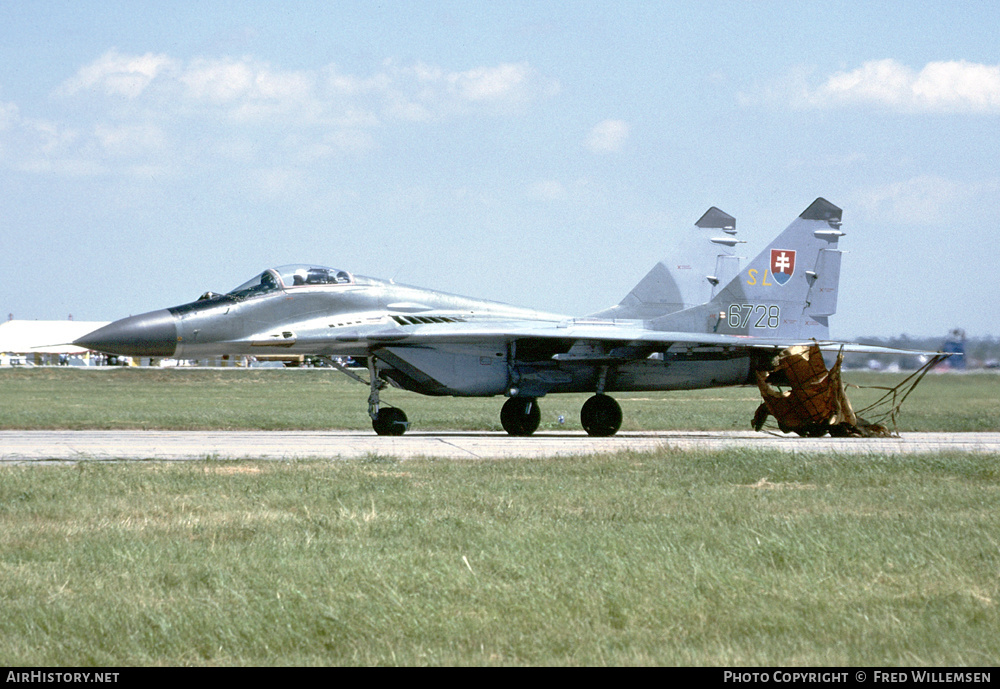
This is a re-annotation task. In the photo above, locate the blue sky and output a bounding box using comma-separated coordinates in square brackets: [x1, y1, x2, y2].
[2, 1, 998, 338]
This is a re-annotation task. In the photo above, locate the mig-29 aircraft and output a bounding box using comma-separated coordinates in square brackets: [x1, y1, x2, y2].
[76, 198, 881, 436]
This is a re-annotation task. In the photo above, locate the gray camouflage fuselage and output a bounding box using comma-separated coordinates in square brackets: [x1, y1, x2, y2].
[84, 273, 755, 398]
[75, 198, 865, 436]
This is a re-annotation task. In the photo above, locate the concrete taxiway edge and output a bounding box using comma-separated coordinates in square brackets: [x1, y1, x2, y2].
[2, 430, 1000, 462]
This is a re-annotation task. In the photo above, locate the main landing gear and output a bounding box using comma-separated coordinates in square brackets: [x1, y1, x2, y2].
[500, 396, 541, 436]
[580, 394, 622, 437]
[500, 394, 623, 437]
[343, 355, 624, 437]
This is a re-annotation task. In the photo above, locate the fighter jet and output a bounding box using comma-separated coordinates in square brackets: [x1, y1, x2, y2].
[75, 198, 877, 436]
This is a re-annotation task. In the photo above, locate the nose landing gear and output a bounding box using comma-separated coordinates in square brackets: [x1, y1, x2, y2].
[372, 407, 409, 436]
[364, 355, 409, 436]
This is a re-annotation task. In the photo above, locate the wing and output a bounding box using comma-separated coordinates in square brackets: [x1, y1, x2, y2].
[362, 317, 937, 355]
[348, 316, 937, 398]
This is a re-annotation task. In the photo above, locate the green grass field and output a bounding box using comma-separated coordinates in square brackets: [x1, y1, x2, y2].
[0, 368, 998, 666]
[2, 452, 997, 666]
[1, 367, 998, 432]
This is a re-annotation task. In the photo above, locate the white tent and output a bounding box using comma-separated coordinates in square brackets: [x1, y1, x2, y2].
[0, 320, 110, 356]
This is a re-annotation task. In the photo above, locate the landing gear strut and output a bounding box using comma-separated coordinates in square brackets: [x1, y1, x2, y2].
[366, 356, 409, 436]
[321, 354, 409, 435]
[580, 394, 622, 437]
[500, 396, 540, 436]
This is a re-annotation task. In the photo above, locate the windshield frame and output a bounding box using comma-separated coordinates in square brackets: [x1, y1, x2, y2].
[226, 265, 354, 300]
[274, 265, 353, 288]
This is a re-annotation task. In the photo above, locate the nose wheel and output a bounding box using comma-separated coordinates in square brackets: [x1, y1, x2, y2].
[500, 396, 541, 436]
[372, 407, 409, 436]
[581, 394, 622, 437]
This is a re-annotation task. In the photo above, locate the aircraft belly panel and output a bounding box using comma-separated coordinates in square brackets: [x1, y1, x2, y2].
[514, 355, 752, 395]
[382, 345, 509, 396]
[605, 356, 752, 391]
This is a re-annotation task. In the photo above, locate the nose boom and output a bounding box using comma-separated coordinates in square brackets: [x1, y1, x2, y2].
[74, 309, 178, 357]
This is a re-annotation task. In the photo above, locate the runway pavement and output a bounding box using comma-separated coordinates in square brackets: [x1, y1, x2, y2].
[2, 430, 1000, 462]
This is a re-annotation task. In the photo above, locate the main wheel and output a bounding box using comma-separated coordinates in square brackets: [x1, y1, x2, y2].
[372, 407, 408, 436]
[500, 396, 541, 436]
[580, 394, 622, 437]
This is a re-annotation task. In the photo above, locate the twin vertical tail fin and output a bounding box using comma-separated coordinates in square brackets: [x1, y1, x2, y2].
[650, 198, 845, 341]
[588, 207, 743, 319]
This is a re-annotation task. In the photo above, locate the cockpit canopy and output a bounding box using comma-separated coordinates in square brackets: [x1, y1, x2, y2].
[227, 265, 353, 299]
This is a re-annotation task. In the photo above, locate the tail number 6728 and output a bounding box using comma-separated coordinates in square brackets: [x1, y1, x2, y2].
[728, 304, 780, 329]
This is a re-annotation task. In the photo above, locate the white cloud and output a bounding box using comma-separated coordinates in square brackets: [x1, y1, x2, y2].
[449, 63, 532, 102]
[57, 52, 553, 125]
[32, 120, 79, 156]
[380, 60, 554, 118]
[180, 58, 256, 102]
[58, 49, 176, 99]
[179, 57, 315, 107]
[324, 65, 392, 96]
[810, 59, 1000, 113]
[23, 52, 557, 179]
[585, 119, 629, 153]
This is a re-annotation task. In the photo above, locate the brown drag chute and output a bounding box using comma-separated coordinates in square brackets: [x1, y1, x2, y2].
[752, 343, 891, 437]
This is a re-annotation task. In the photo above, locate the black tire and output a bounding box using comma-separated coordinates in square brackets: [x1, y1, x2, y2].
[796, 424, 828, 438]
[372, 407, 408, 436]
[581, 394, 622, 437]
[500, 397, 541, 436]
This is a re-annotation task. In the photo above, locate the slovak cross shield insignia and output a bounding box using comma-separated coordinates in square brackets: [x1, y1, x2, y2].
[770, 249, 795, 285]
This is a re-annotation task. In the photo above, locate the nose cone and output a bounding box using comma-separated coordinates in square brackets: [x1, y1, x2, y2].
[74, 309, 178, 357]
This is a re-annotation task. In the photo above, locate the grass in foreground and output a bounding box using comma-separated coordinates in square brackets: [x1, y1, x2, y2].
[1, 368, 998, 432]
[1, 450, 997, 666]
